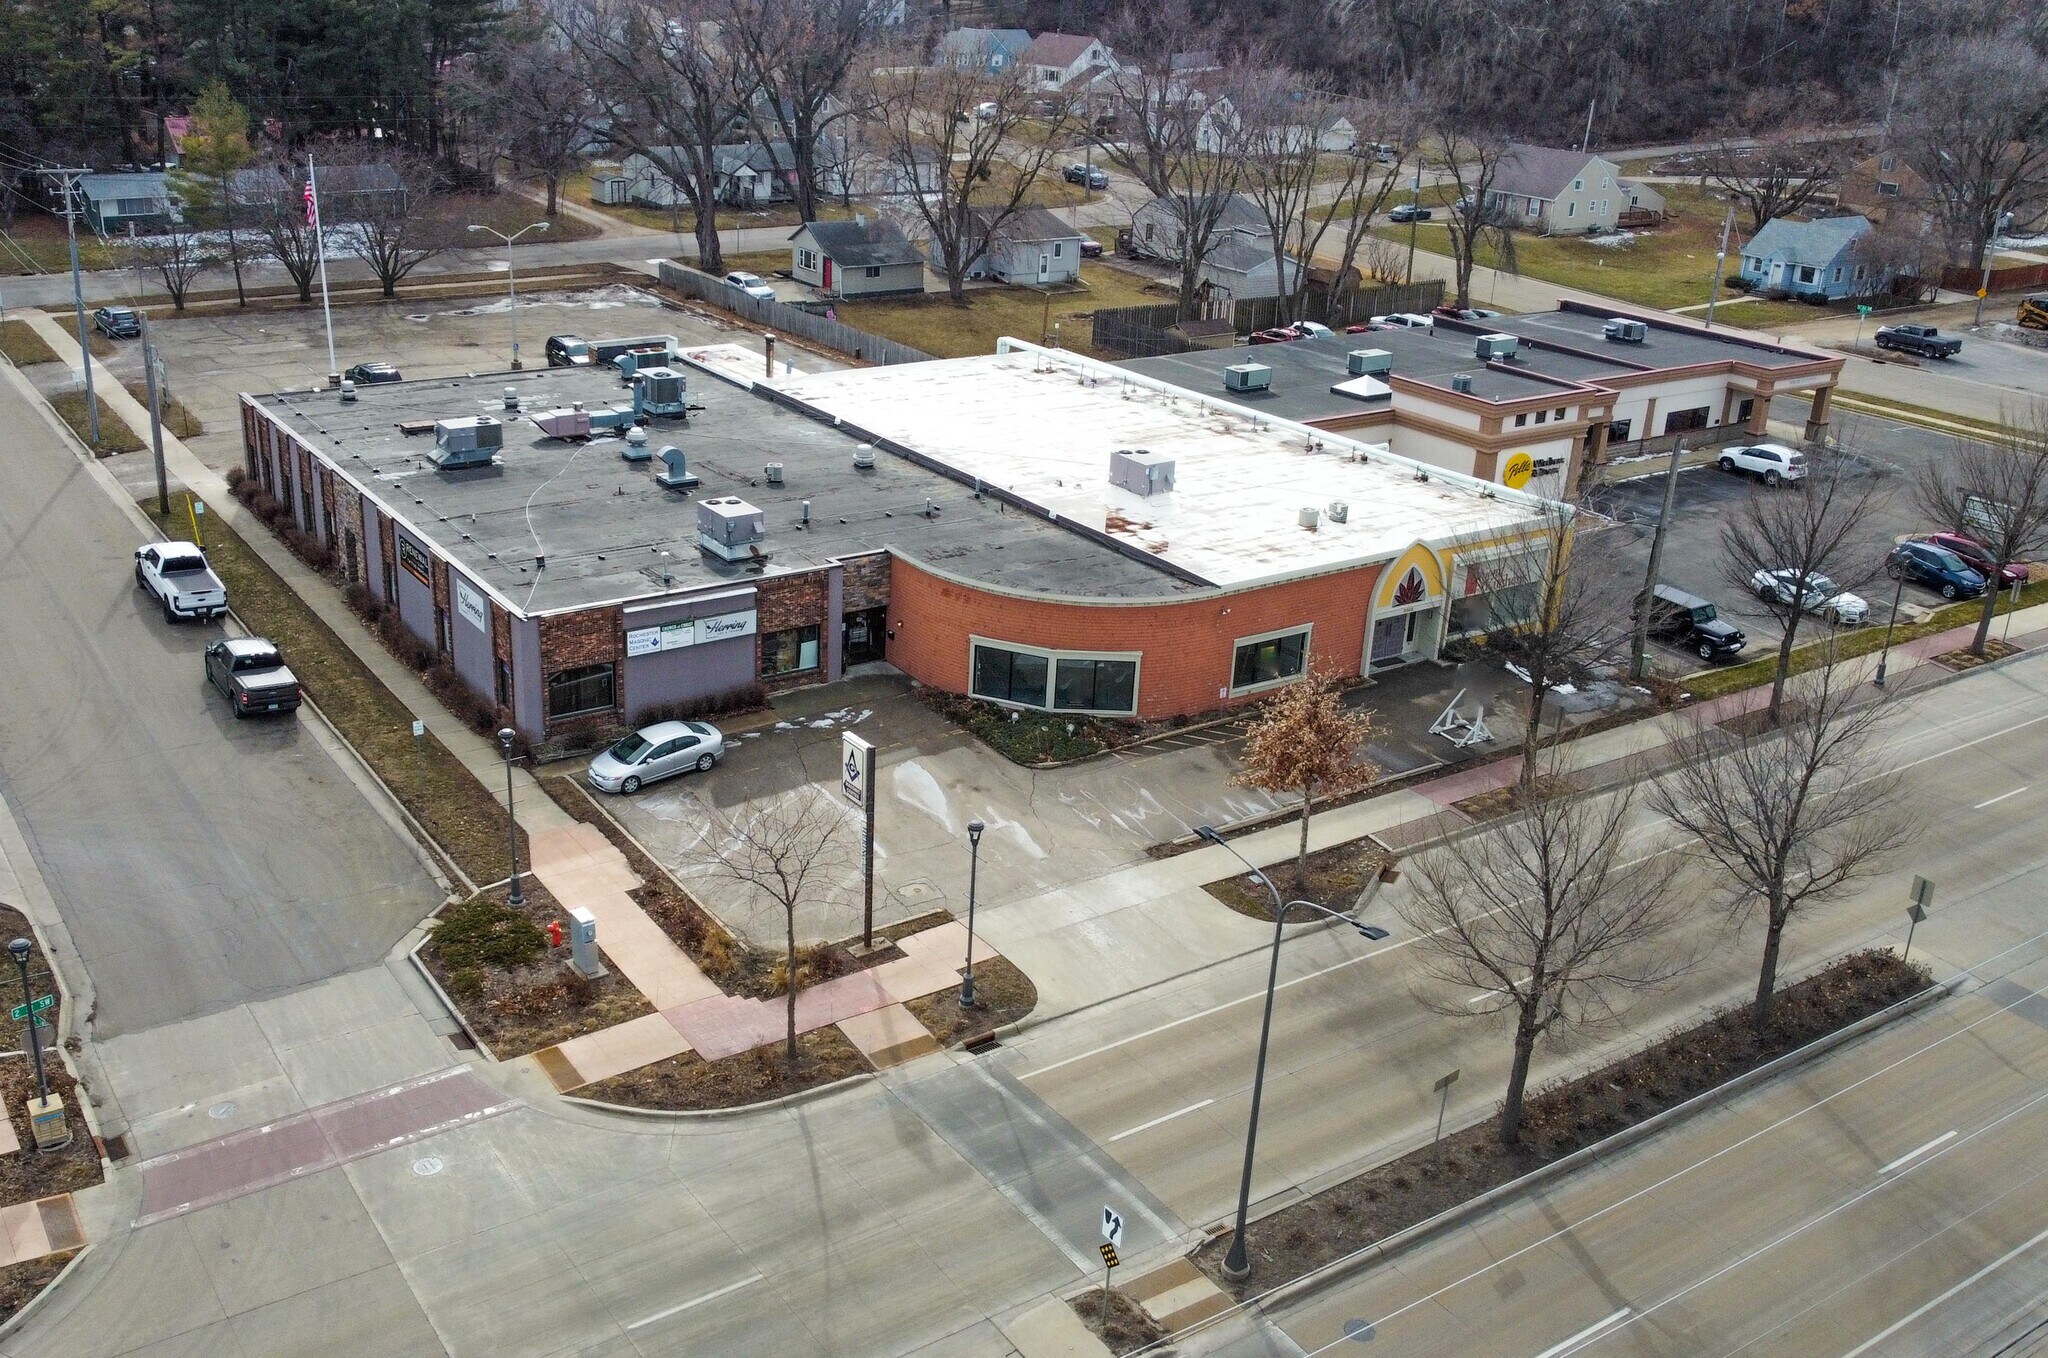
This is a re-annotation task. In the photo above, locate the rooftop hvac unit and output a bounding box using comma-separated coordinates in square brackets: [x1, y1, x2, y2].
[764, 462, 784, 485]
[1346, 348, 1393, 377]
[1475, 333, 1518, 361]
[697, 496, 766, 560]
[634, 367, 688, 418]
[1450, 373, 1475, 394]
[339, 379, 357, 403]
[502, 386, 520, 410]
[533, 407, 593, 440]
[1298, 506, 1321, 530]
[1109, 448, 1176, 497]
[1603, 317, 1648, 343]
[431, 415, 503, 469]
[1223, 362, 1272, 393]
[852, 445, 876, 470]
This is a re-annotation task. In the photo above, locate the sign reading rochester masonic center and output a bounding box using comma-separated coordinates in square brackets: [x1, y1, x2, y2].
[625, 609, 758, 657]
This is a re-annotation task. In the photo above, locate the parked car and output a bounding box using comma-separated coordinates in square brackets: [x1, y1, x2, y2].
[1387, 203, 1432, 223]
[1717, 442, 1808, 487]
[344, 361, 402, 385]
[135, 541, 228, 623]
[1875, 323, 1961, 358]
[1352, 142, 1399, 163]
[1434, 306, 1502, 322]
[545, 335, 594, 367]
[1344, 322, 1393, 334]
[722, 271, 777, 301]
[973, 101, 1000, 119]
[1370, 313, 1433, 329]
[93, 306, 140, 340]
[1923, 530, 2028, 587]
[1290, 321, 1334, 339]
[1645, 583, 1747, 661]
[1248, 327, 1300, 345]
[204, 638, 301, 718]
[1078, 238, 1104, 259]
[1888, 540, 1986, 599]
[587, 720, 727, 794]
[1749, 568, 1870, 625]
[1062, 163, 1110, 189]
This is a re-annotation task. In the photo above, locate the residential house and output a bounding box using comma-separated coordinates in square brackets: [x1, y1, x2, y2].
[938, 28, 1033, 73]
[1020, 33, 1116, 91]
[1198, 237, 1301, 302]
[307, 163, 407, 221]
[1739, 215, 1884, 300]
[790, 218, 925, 296]
[75, 172, 178, 234]
[1484, 146, 1651, 234]
[226, 166, 294, 215]
[938, 206, 1086, 284]
[623, 137, 850, 209]
[1130, 192, 1270, 263]
[1840, 151, 1930, 222]
[1196, 95, 1357, 155]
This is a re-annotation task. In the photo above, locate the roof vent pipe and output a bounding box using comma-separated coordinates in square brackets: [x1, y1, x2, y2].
[503, 386, 519, 410]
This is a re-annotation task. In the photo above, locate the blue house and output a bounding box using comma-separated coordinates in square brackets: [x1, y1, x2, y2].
[1739, 215, 1883, 301]
[938, 28, 1033, 73]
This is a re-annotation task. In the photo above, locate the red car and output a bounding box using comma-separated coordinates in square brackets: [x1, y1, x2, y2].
[1924, 531, 2029, 587]
[1248, 327, 1300, 345]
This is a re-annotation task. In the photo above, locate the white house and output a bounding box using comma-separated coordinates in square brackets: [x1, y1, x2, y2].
[937, 206, 1087, 284]
[1129, 192, 1270, 263]
[1483, 146, 1664, 234]
[1196, 96, 1357, 155]
[1019, 33, 1117, 90]
[1198, 238, 1302, 302]
[790, 218, 926, 297]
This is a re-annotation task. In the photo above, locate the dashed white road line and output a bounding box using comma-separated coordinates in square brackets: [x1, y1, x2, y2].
[1108, 1100, 1215, 1143]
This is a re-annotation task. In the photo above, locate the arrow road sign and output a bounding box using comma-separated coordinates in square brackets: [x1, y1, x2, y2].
[8, 995, 52, 1022]
[1101, 1204, 1124, 1248]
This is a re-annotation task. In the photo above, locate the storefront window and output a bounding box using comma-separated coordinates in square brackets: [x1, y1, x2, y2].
[1053, 657, 1138, 714]
[547, 663, 615, 718]
[761, 625, 821, 676]
[972, 644, 1050, 707]
[1231, 629, 1309, 692]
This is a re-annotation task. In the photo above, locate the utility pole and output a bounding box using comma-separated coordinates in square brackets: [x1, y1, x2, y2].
[49, 169, 100, 445]
[1630, 439, 1686, 680]
[1579, 97, 1597, 154]
[139, 311, 169, 514]
[1404, 155, 1424, 285]
[1703, 208, 1735, 329]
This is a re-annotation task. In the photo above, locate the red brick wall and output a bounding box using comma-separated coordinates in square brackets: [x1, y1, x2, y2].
[538, 607, 623, 722]
[885, 556, 1383, 719]
[755, 569, 832, 692]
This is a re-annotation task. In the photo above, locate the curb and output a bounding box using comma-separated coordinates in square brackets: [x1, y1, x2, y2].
[405, 924, 496, 1064]
[0, 1243, 93, 1346]
[561, 1069, 875, 1120]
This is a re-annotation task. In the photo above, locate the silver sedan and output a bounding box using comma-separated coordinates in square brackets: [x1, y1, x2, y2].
[587, 720, 726, 794]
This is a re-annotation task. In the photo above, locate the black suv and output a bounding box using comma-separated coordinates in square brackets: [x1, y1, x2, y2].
[1646, 584, 1747, 661]
[93, 306, 141, 340]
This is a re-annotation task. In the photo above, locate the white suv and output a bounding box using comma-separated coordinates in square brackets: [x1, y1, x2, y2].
[1717, 442, 1807, 487]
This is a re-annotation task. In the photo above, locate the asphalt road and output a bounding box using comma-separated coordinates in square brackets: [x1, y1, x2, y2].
[0, 367, 440, 1037]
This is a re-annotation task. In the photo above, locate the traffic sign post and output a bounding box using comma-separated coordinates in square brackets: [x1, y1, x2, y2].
[1905, 877, 1935, 963]
[8, 995, 52, 1023]
[1100, 1205, 1124, 1299]
[1432, 1069, 1460, 1157]
[842, 733, 878, 949]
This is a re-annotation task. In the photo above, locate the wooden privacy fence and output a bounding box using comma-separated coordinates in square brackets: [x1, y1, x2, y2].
[1091, 279, 1446, 358]
[656, 261, 934, 366]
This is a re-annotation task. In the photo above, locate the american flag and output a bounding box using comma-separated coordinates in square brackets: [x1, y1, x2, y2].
[303, 179, 316, 225]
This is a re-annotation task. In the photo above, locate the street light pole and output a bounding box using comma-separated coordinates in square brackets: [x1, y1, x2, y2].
[961, 820, 985, 1008]
[1404, 155, 1424, 286]
[1196, 826, 1390, 1281]
[1873, 571, 1909, 687]
[7, 940, 47, 1104]
[467, 221, 550, 369]
[498, 727, 523, 904]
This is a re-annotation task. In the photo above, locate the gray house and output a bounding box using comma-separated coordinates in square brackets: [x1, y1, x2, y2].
[790, 218, 925, 296]
[940, 207, 1086, 284]
[1197, 238, 1301, 302]
[76, 172, 178, 234]
[307, 163, 407, 221]
[1740, 215, 1882, 300]
[1130, 192, 1269, 263]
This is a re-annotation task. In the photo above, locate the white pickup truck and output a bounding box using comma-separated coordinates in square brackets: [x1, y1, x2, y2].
[135, 541, 228, 623]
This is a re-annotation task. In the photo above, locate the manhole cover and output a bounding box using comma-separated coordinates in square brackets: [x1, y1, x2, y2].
[207, 1101, 236, 1119]
[1344, 1319, 1376, 1341]
[896, 880, 939, 903]
[412, 1156, 444, 1177]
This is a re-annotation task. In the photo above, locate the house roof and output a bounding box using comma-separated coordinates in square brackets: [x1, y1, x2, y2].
[313, 163, 402, 194]
[1490, 145, 1598, 204]
[940, 28, 1031, 58]
[1743, 215, 1872, 267]
[792, 217, 921, 267]
[1022, 32, 1101, 69]
[78, 172, 169, 203]
[229, 166, 293, 203]
[1170, 50, 1219, 71]
[1144, 192, 1267, 236]
[973, 205, 1084, 243]
[1202, 238, 1295, 275]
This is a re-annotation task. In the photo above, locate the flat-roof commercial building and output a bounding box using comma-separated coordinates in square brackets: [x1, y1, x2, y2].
[1123, 302, 1845, 495]
[240, 340, 1566, 738]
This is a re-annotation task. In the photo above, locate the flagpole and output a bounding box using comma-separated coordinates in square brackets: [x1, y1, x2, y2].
[308, 157, 339, 387]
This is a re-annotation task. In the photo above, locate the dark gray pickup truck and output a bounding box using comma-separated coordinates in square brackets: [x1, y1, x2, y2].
[204, 638, 302, 718]
[1875, 323, 1962, 358]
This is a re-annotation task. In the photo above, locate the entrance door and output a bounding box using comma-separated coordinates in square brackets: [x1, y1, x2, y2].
[822, 257, 833, 290]
[1371, 614, 1406, 666]
[1038, 253, 1050, 281]
[842, 606, 887, 666]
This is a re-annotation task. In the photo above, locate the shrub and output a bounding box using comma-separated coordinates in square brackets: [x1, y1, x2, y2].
[633, 682, 768, 726]
[376, 611, 436, 671]
[423, 662, 500, 736]
[434, 896, 546, 972]
[248, 490, 281, 520]
[342, 583, 384, 622]
[224, 466, 246, 490]
[446, 966, 485, 1002]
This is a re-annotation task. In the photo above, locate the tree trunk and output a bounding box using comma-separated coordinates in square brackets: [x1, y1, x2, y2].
[1499, 1016, 1540, 1145]
[694, 182, 723, 274]
[1296, 792, 1313, 893]
[545, 175, 559, 216]
[1971, 580, 2000, 656]
[1767, 615, 1798, 725]
[1453, 234, 1474, 310]
[1178, 255, 1201, 321]
[784, 910, 799, 1066]
[1752, 907, 1787, 1027]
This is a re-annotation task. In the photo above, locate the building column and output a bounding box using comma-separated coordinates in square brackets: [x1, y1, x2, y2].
[1803, 383, 1834, 443]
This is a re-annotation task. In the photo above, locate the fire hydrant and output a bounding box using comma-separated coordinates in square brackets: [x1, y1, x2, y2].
[546, 920, 564, 949]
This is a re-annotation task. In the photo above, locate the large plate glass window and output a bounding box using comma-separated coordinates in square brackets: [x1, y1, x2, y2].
[547, 663, 615, 718]
[761, 624, 821, 677]
[972, 643, 1050, 707]
[1231, 628, 1309, 693]
[1053, 657, 1136, 713]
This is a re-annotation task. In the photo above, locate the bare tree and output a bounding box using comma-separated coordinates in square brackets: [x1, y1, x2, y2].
[1399, 759, 1690, 1145]
[1481, 498, 1633, 790]
[1653, 659, 1910, 1027]
[1915, 407, 2048, 656]
[1424, 121, 1520, 310]
[458, 10, 601, 217]
[1699, 130, 1845, 236]
[257, 203, 323, 305]
[1897, 32, 2048, 272]
[326, 153, 458, 300]
[870, 59, 1072, 302]
[717, 0, 881, 222]
[692, 786, 854, 1064]
[1232, 668, 1378, 891]
[125, 227, 218, 311]
[566, 0, 759, 272]
[1091, 1, 1244, 317]
[1227, 66, 1331, 324]
[1720, 450, 1889, 724]
[1357, 231, 1409, 286]
[1300, 113, 1411, 312]
[1851, 213, 1944, 302]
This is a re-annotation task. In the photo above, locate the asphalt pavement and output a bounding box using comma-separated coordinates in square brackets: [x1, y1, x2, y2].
[0, 363, 441, 1038]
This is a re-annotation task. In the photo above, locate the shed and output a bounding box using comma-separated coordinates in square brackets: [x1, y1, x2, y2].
[790, 218, 925, 297]
[1198, 237, 1302, 302]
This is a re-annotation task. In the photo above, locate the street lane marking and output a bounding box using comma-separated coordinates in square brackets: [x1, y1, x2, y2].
[1975, 786, 2029, 809]
[1880, 1129, 1957, 1174]
[1533, 1308, 1632, 1358]
[625, 1274, 765, 1331]
[1469, 976, 1528, 1005]
[1108, 1100, 1214, 1143]
[1835, 1222, 2048, 1358]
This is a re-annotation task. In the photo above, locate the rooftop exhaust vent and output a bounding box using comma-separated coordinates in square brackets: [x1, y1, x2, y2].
[502, 386, 520, 410]
[852, 445, 876, 470]
[339, 379, 357, 403]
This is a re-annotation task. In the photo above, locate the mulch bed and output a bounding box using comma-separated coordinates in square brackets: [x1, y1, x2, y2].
[0, 1251, 75, 1328]
[1932, 639, 2023, 671]
[1204, 836, 1397, 921]
[1195, 949, 1931, 1297]
[1450, 771, 1581, 821]
[1069, 1287, 1169, 1355]
[905, 956, 1037, 1046]
[916, 689, 1148, 766]
[0, 908, 102, 1209]
[576, 1026, 871, 1111]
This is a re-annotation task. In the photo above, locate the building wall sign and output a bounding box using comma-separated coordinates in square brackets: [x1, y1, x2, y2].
[625, 609, 758, 657]
[455, 579, 487, 632]
[397, 535, 432, 587]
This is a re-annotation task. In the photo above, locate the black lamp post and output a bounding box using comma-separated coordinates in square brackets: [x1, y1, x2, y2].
[8, 939, 47, 1104]
[961, 819, 985, 1008]
[499, 727, 523, 905]
[1195, 826, 1390, 1281]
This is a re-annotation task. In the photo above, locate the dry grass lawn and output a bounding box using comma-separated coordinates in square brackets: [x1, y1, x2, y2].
[52, 391, 142, 456]
[0, 320, 57, 366]
[830, 262, 1174, 359]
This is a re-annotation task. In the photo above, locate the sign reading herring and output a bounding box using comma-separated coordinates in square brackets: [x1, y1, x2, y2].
[624, 609, 757, 657]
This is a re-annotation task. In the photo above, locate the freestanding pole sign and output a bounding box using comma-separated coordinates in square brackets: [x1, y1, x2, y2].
[843, 733, 877, 948]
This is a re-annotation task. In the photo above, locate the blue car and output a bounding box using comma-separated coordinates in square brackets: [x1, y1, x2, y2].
[1888, 540, 1985, 600]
